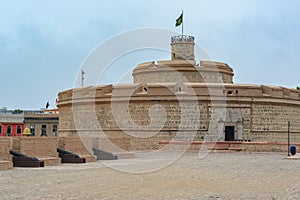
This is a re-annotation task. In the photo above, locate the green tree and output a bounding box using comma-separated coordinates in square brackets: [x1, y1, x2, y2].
[297, 86, 300, 90]
[12, 109, 23, 114]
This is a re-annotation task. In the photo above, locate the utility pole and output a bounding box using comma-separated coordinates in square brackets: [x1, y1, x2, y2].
[81, 69, 85, 87]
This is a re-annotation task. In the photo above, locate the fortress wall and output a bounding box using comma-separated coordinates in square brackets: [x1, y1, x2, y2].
[58, 83, 300, 149]
[251, 104, 300, 141]
[66, 101, 208, 131]
[58, 106, 76, 135]
[59, 83, 300, 103]
[224, 85, 263, 97]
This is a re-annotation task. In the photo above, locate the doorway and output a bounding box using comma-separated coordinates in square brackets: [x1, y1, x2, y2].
[225, 126, 235, 141]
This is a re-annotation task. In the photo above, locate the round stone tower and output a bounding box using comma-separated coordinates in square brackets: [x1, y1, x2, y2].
[171, 35, 195, 60]
[132, 35, 234, 84]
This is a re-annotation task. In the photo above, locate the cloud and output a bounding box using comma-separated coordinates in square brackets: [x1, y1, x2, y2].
[0, 0, 300, 108]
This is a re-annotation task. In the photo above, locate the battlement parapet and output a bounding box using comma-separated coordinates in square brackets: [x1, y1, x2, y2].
[171, 35, 195, 44]
[58, 83, 300, 107]
[132, 60, 234, 84]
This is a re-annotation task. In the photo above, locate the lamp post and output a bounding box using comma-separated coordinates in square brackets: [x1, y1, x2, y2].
[288, 121, 291, 156]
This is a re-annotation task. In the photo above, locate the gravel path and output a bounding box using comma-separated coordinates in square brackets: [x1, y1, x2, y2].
[0, 152, 299, 199]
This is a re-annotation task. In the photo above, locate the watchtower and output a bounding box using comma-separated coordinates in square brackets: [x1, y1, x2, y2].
[171, 35, 195, 60]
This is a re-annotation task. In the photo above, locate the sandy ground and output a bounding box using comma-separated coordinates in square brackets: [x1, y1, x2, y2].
[0, 151, 299, 199]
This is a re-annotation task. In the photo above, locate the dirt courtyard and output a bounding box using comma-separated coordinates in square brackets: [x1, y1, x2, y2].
[0, 151, 299, 199]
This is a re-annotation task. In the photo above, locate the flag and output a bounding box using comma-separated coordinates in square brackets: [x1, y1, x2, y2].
[46, 101, 50, 109]
[175, 12, 183, 27]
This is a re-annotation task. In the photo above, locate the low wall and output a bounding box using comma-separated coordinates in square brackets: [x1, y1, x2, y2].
[11, 137, 61, 166]
[0, 137, 12, 161]
[0, 137, 13, 169]
[12, 137, 59, 158]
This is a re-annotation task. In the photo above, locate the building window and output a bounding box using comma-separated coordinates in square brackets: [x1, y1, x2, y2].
[0, 125, 2, 134]
[41, 125, 47, 136]
[30, 125, 35, 136]
[7, 126, 12, 135]
[52, 125, 58, 136]
[17, 126, 22, 134]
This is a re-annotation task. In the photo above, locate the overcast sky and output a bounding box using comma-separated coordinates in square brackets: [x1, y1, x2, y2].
[0, 0, 299, 109]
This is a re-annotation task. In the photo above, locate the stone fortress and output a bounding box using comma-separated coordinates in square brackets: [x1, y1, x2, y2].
[58, 34, 300, 151]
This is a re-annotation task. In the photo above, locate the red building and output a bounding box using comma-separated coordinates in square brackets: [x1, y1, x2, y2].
[0, 114, 24, 136]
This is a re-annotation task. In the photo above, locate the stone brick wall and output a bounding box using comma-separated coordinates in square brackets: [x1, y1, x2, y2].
[58, 81, 300, 151]
[171, 41, 194, 60]
[12, 137, 58, 158]
[252, 104, 300, 132]
[133, 60, 233, 84]
[0, 137, 12, 161]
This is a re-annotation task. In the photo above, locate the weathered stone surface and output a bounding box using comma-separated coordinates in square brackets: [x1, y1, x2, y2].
[58, 82, 300, 151]
[57, 35, 300, 151]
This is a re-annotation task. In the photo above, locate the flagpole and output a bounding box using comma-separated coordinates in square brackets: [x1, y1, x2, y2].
[181, 10, 183, 37]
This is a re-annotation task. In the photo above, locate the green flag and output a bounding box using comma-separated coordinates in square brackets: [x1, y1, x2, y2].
[175, 13, 183, 27]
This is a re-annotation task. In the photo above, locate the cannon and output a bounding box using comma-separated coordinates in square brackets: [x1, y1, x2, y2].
[92, 147, 117, 160]
[10, 150, 44, 167]
[57, 148, 80, 158]
[57, 148, 86, 163]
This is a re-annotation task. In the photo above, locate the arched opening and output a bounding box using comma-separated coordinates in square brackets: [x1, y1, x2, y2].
[17, 126, 22, 134]
[7, 126, 12, 135]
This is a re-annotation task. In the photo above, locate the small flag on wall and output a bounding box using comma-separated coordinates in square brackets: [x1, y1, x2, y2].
[46, 101, 50, 109]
